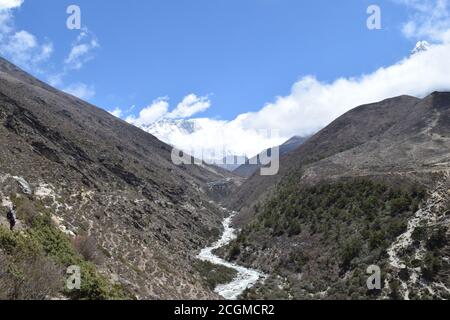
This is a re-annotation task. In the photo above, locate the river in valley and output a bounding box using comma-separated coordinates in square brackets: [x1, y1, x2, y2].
[198, 211, 266, 300]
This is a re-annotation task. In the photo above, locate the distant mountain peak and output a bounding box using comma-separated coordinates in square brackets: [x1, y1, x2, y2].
[140, 118, 200, 145]
[411, 41, 430, 55]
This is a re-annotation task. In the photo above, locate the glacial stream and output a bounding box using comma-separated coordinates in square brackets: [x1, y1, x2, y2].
[198, 211, 266, 300]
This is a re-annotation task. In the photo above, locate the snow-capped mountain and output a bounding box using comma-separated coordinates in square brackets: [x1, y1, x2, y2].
[139, 117, 288, 171]
[140, 119, 254, 171]
[141, 119, 201, 146]
[411, 41, 430, 55]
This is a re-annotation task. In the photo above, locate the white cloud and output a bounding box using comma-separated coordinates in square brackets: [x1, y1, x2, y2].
[0, 30, 53, 66]
[397, 0, 450, 42]
[155, 118, 285, 160]
[0, 3, 54, 70]
[236, 0, 450, 140]
[64, 29, 99, 70]
[126, 98, 169, 126]
[0, 9, 13, 34]
[239, 42, 450, 139]
[47, 73, 64, 87]
[55, 29, 99, 100]
[0, 1, 98, 105]
[134, 41, 450, 160]
[7, 29, 36, 50]
[120, 2, 450, 160]
[0, 0, 23, 10]
[167, 94, 211, 118]
[0, 1, 99, 101]
[63, 83, 95, 100]
[125, 94, 210, 126]
[109, 107, 123, 118]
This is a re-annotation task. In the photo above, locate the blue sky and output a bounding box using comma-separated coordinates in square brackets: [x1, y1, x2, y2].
[2, 0, 450, 158]
[3, 0, 415, 119]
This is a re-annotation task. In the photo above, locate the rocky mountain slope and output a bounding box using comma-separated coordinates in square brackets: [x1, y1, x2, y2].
[0, 56, 237, 299]
[227, 94, 447, 220]
[221, 93, 450, 299]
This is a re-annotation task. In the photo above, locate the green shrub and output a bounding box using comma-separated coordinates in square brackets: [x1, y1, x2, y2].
[229, 243, 241, 260]
[287, 220, 302, 237]
[194, 260, 238, 290]
[223, 178, 427, 300]
[412, 227, 427, 242]
[422, 252, 441, 281]
[0, 212, 131, 300]
[426, 227, 447, 250]
[389, 195, 412, 216]
[340, 238, 362, 269]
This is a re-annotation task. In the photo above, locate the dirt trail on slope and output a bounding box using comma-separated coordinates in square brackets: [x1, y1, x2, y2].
[387, 171, 450, 299]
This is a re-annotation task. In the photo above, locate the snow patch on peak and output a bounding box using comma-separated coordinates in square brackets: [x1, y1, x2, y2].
[411, 41, 431, 55]
[141, 119, 201, 145]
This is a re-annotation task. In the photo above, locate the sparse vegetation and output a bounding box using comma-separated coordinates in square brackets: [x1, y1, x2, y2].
[223, 178, 427, 299]
[0, 197, 131, 300]
[72, 235, 105, 265]
[0, 228, 63, 300]
[193, 260, 238, 290]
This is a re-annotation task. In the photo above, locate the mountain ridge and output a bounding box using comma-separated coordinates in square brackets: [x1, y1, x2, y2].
[226, 93, 448, 217]
[0, 56, 235, 299]
[233, 136, 308, 177]
[219, 92, 450, 299]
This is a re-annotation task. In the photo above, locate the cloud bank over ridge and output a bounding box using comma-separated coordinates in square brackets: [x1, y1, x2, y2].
[115, 0, 450, 159]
